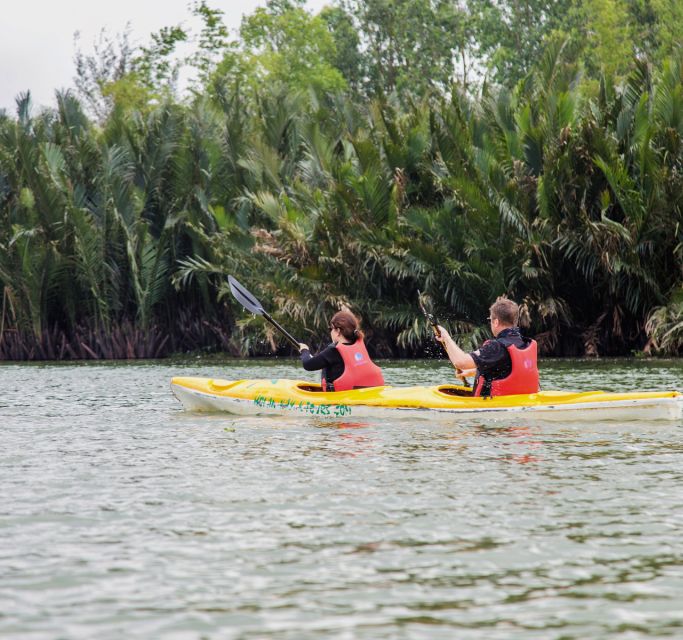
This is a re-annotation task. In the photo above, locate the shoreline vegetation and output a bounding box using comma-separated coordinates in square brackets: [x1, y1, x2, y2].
[1, 0, 683, 361]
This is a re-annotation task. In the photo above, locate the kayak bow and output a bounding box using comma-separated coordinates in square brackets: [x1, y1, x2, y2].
[171, 377, 682, 422]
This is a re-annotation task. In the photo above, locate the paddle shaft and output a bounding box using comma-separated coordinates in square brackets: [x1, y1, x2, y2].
[262, 310, 301, 350]
[428, 319, 441, 339]
[418, 291, 470, 388]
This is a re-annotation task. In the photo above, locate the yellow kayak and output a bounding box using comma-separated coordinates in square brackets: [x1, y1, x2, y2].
[171, 377, 683, 422]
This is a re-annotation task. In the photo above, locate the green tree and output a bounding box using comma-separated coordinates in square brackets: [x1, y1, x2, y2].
[579, 0, 633, 78]
[467, 0, 574, 87]
[237, 0, 348, 93]
[187, 0, 230, 86]
[73, 27, 139, 120]
[320, 5, 366, 94]
[135, 25, 188, 93]
[342, 0, 467, 96]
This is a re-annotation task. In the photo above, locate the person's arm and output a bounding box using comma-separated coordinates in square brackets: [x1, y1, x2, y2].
[436, 326, 476, 371]
[299, 344, 337, 372]
[456, 367, 477, 380]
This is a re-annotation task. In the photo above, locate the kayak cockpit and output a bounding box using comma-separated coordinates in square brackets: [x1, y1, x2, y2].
[436, 384, 474, 397]
[296, 383, 324, 392]
[294, 383, 388, 393]
[208, 379, 243, 391]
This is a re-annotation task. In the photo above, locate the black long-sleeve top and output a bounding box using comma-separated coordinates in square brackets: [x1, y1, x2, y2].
[469, 327, 526, 380]
[300, 341, 354, 385]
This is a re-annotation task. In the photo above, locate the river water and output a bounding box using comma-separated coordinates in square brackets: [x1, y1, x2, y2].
[1, 358, 682, 639]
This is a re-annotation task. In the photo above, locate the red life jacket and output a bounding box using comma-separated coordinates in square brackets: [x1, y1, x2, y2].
[323, 339, 385, 391]
[474, 339, 539, 397]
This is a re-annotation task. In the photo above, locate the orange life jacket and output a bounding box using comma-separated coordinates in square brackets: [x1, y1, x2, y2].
[323, 339, 384, 391]
[474, 338, 539, 397]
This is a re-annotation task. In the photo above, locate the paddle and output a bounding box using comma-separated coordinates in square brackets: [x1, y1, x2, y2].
[418, 290, 470, 388]
[228, 275, 301, 350]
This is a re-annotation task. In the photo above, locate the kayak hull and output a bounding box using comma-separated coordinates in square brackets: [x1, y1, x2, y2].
[170, 377, 683, 422]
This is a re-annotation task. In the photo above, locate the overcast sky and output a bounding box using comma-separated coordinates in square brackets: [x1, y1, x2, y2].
[0, 0, 329, 113]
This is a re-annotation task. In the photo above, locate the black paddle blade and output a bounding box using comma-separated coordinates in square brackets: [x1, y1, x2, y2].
[228, 276, 264, 315]
[228, 275, 301, 349]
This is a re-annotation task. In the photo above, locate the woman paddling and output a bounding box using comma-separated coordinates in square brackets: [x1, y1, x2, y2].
[298, 311, 385, 391]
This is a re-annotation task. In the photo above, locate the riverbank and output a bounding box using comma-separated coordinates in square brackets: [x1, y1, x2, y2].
[0, 319, 236, 361]
[2, 314, 682, 363]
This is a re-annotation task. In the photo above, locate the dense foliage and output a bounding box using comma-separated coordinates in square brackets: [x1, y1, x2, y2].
[1, 0, 682, 359]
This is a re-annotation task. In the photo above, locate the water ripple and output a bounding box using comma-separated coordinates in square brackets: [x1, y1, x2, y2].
[0, 358, 681, 639]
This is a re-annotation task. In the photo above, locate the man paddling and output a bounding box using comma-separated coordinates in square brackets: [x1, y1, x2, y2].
[436, 297, 540, 397]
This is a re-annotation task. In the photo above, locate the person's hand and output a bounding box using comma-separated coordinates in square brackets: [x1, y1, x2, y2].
[455, 367, 475, 380]
[435, 325, 450, 343]
[298, 343, 309, 353]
